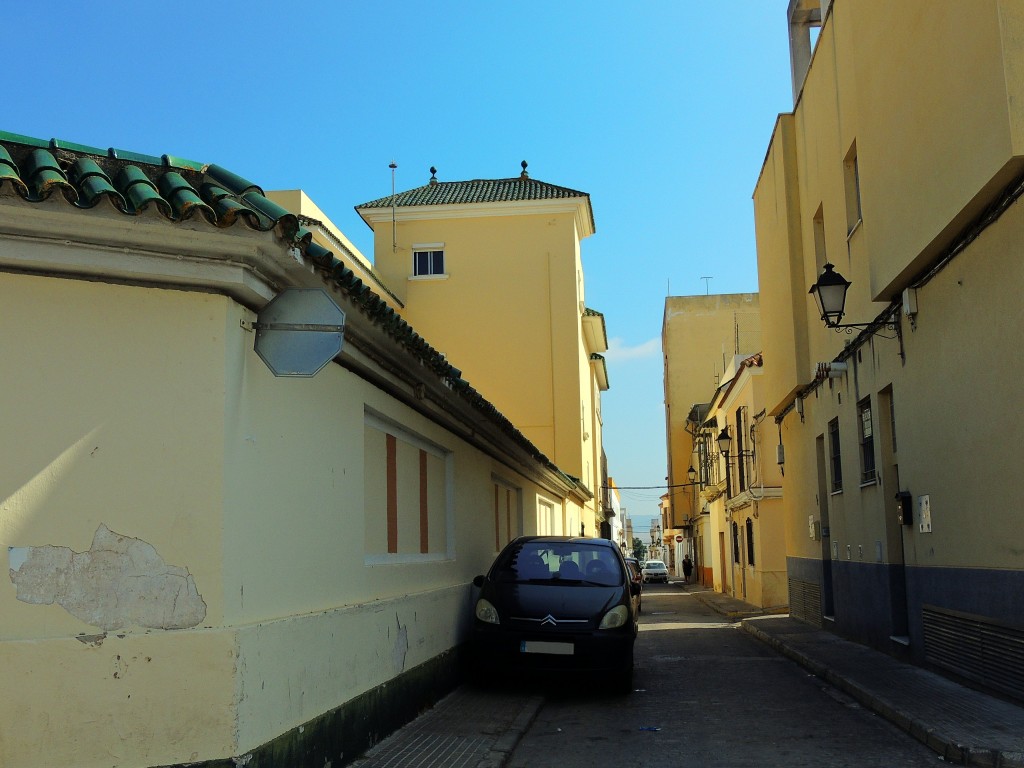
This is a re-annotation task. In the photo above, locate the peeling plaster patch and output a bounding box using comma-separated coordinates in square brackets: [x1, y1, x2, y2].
[75, 633, 106, 646]
[8, 524, 206, 631]
[391, 614, 409, 674]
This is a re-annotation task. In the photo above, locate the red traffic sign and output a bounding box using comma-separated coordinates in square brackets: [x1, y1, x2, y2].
[675, 534, 684, 542]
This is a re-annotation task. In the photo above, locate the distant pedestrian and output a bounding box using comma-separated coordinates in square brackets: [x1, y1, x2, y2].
[682, 554, 693, 584]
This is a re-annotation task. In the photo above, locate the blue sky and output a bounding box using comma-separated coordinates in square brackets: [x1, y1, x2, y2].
[5, 1, 793, 528]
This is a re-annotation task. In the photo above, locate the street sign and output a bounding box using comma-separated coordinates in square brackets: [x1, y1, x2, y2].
[254, 289, 346, 377]
[675, 534, 683, 542]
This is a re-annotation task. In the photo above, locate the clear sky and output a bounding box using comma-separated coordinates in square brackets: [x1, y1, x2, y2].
[5, 1, 793, 528]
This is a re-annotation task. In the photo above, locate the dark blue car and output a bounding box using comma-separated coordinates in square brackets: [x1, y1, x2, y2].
[471, 536, 639, 694]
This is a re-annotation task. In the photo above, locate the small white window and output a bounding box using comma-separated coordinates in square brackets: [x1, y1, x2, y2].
[412, 244, 445, 277]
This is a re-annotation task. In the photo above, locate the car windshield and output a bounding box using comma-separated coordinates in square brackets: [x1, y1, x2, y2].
[492, 541, 624, 587]
[645, 561, 666, 570]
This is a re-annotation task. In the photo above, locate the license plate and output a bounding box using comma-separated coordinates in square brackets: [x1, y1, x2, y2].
[521, 640, 574, 655]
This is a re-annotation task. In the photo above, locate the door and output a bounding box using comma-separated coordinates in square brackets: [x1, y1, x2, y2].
[718, 531, 728, 593]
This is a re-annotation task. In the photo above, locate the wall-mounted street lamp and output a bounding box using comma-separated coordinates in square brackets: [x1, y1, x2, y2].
[717, 426, 732, 455]
[808, 263, 898, 332]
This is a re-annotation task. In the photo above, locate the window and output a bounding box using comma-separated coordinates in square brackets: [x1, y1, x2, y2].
[828, 418, 843, 492]
[858, 398, 876, 484]
[493, 479, 521, 552]
[364, 411, 452, 563]
[844, 142, 863, 235]
[813, 204, 827, 271]
[412, 245, 445, 277]
[745, 518, 755, 566]
[732, 521, 741, 564]
[537, 498, 556, 536]
[888, 390, 898, 454]
[735, 406, 749, 492]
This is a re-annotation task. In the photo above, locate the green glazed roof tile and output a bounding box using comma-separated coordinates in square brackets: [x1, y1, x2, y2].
[70, 159, 125, 210]
[161, 154, 204, 172]
[116, 165, 172, 216]
[158, 172, 215, 222]
[240, 190, 298, 237]
[23, 149, 77, 202]
[204, 164, 262, 196]
[0, 146, 28, 195]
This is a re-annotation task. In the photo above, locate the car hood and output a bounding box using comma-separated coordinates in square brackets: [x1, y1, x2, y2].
[484, 581, 623, 621]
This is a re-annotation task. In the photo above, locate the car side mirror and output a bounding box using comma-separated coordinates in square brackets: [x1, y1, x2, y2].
[472, 575, 485, 588]
[630, 582, 641, 596]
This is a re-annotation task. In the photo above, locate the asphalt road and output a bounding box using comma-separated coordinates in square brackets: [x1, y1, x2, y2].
[504, 582, 940, 768]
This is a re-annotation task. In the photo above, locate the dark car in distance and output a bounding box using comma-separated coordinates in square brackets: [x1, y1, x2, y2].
[472, 536, 639, 693]
[623, 556, 643, 615]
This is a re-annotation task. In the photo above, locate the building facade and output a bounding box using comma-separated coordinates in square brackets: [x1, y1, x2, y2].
[355, 164, 609, 537]
[0, 133, 591, 767]
[754, 0, 1024, 699]
[662, 293, 761, 581]
[696, 353, 787, 608]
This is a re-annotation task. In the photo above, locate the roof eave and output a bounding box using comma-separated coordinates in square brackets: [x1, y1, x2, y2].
[356, 197, 595, 238]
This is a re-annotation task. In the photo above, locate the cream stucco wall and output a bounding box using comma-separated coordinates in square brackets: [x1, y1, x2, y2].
[363, 202, 603, 534]
[371, 212, 573, 460]
[754, 0, 1024, 648]
[0, 229, 581, 767]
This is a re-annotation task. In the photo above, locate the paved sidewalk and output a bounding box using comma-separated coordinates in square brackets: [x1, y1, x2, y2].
[348, 585, 1024, 768]
[690, 586, 1024, 768]
[349, 686, 542, 768]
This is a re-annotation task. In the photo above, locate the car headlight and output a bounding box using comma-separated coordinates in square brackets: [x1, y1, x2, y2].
[475, 598, 500, 625]
[598, 604, 629, 629]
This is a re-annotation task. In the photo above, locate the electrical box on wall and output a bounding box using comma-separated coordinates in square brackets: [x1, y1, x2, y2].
[808, 516, 821, 541]
[896, 491, 913, 526]
[918, 495, 932, 533]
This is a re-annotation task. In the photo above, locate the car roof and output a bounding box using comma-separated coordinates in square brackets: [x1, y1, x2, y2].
[509, 535, 619, 549]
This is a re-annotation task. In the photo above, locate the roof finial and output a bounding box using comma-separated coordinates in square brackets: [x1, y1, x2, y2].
[429, 166, 438, 185]
[520, 160, 529, 179]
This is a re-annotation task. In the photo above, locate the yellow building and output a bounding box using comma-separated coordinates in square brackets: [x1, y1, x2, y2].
[0, 133, 590, 767]
[661, 293, 760, 580]
[355, 163, 609, 538]
[697, 353, 787, 608]
[754, 0, 1024, 698]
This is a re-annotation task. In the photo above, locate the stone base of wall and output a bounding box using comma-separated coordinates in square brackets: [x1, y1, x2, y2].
[190, 645, 466, 768]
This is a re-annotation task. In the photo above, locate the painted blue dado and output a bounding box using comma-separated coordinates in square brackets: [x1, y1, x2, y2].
[903, 565, 1024, 656]
[787, 557, 1024, 663]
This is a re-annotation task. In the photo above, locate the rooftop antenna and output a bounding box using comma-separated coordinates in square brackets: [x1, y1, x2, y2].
[389, 161, 398, 253]
[700, 276, 713, 295]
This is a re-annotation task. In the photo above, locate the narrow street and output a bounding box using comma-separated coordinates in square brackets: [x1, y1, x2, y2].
[504, 583, 939, 768]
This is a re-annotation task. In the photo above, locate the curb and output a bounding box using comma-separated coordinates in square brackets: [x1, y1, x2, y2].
[475, 695, 544, 768]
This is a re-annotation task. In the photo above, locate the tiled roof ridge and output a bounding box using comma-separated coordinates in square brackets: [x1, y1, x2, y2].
[0, 130, 576, 491]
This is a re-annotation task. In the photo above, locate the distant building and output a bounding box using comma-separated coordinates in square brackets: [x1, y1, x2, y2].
[662, 293, 760, 583]
[697, 353, 787, 608]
